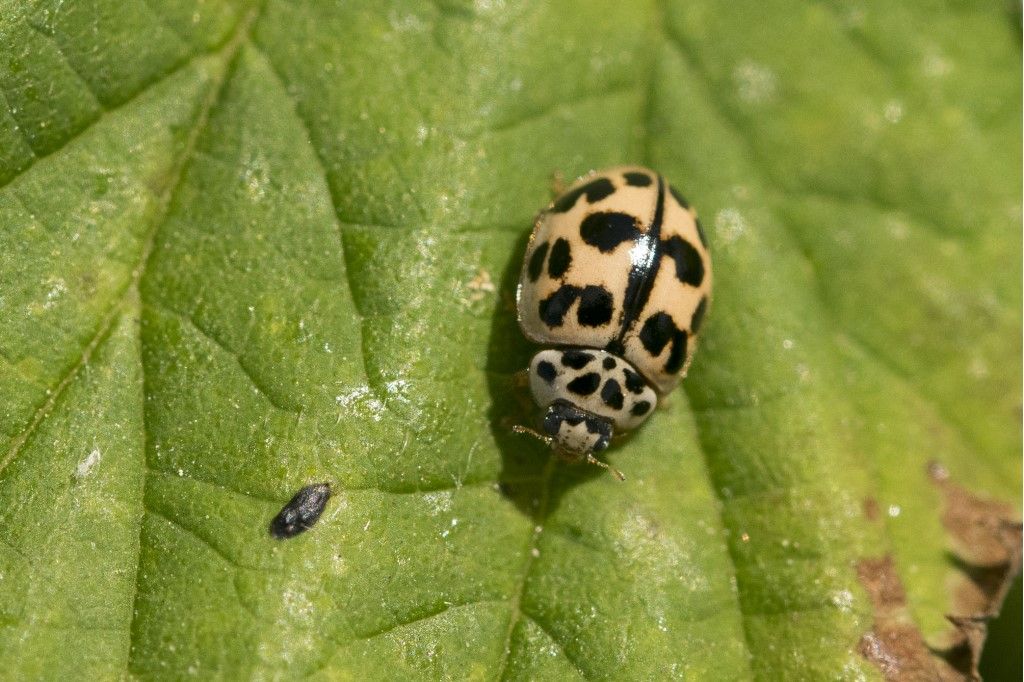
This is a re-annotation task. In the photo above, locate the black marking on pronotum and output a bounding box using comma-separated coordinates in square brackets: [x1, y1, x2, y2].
[579, 212, 642, 253]
[583, 415, 612, 451]
[631, 400, 652, 416]
[601, 378, 624, 410]
[585, 414, 611, 433]
[623, 368, 646, 394]
[612, 175, 667, 347]
[561, 349, 594, 369]
[539, 285, 614, 328]
[269, 483, 331, 539]
[548, 238, 572, 278]
[602, 357, 616, 370]
[551, 177, 616, 213]
[623, 171, 652, 187]
[544, 401, 613, 452]
[663, 235, 704, 287]
[527, 242, 548, 282]
[567, 372, 601, 396]
[537, 360, 558, 383]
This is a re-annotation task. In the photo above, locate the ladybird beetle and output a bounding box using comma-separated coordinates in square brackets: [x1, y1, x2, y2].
[514, 166, 712, 477]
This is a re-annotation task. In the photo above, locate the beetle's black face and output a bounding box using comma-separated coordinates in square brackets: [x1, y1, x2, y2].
[541, 400, 613, 461]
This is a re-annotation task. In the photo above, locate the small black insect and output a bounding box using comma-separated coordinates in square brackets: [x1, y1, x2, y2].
[269, 482, 331, 539]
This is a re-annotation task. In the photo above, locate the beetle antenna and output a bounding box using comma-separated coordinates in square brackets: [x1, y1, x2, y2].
[586, 454, 626, 481]
[512, 424, 553, 447]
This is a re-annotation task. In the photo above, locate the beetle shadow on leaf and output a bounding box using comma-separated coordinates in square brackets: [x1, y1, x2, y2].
[485, 229, 603, 521]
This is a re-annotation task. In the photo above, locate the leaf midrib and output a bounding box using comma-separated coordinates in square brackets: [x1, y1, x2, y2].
[119, 5, 263, 674]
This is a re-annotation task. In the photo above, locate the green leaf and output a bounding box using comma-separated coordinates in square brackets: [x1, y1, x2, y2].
[0, 1, 1019, 679]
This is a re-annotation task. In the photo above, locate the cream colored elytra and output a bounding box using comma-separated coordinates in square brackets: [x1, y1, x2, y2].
[514, 166, 712, 471]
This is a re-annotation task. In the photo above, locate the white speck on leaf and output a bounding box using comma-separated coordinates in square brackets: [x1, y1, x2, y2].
[75, 447, 101, 479]
[463, 268, 495, 306]
[796, 363, 810, 381]
[733, 60, 777, 104]
[888, 504, 901, 518]
[42, 278, 67, 309]
[714, 208, 747, 245]
[922, 50, 952, 78]
[422, 490, 453, 515]
[886, 217, 909, 240]
[384, 379, 410, 400]
[336, 385, 386, 422]
[243, 151, 269, 201]
[968, 355, 989, 379]
[884, 100, 904, 124]
[830, 589, 854, 612]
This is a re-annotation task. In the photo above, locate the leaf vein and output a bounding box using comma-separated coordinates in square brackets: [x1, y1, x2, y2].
[348, 599, 503, 643]
[494, 457, 556, 681]
[474, 82, 641, 140]
[145, 506, 254, 571]
[245, 38, 394, 412]
[152, 302, 304, 415]
[520, 612, 592, 681]
[125, 5, 266, 674]
[24, 19, 105, 110]
[0, 6, 252, 192]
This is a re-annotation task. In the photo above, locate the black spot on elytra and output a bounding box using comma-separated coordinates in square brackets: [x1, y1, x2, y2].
[539, 285, 613, 328]
[580, 212, 642, 253]
[669, 184, 690, 209]
[665, 329, 689, 374]
[623, 171, 652, 187]
[631, 400, 651, 416]
[600, 378, 624, 410]
[695, 217, 709, 249]
[561, 349, 593, 369]
[527, 241, 548, 282]
[548, 238, 572, 278]
[585, 415, 612, 437]
[691, 296, 708, 334]
[538, 285, 579, 327]
[639, 311, 675, 356]
[623, 368, 646, 394]
[551, 177, 616, 213]
[577, 286, 614, 327]
[639, 311, 689, 374]
[269, 483, 331, 539]
[662, 235, 704, 286]
[602, 357, 616, 370]
[537, 360, 557, 383]
[567, 372, 601, 396]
